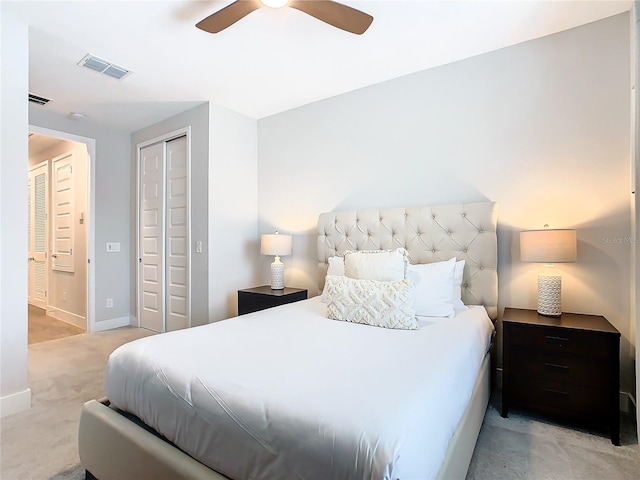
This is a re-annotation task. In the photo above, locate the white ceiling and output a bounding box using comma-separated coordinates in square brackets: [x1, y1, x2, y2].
[6, 0, 631, 132]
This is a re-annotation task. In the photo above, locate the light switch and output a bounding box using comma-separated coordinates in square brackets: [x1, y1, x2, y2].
[106, 242, 121, 252]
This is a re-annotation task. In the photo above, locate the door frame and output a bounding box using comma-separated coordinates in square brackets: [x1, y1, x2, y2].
[135, 127, 192, 332]
[28, 125, 95, 332]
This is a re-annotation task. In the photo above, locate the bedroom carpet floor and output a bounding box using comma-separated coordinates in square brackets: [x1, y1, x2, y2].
[0, 326, 638, 480]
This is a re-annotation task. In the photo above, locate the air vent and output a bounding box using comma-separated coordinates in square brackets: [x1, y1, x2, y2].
[77, 54, 131, 80]
[28, 93, 52, 106]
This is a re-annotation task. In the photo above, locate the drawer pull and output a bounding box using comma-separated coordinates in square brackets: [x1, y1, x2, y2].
[543, 388, 569, 397]
[544, 362, 569, 373]
[545, 335, 570, 346]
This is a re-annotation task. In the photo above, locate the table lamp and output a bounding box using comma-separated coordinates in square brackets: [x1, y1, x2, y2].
[520, 226, 577, 317]
[261, 231, 292, 290]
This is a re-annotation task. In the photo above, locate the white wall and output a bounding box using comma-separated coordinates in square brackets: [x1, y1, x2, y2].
[131, 103, 210, 327]
[0, 8, 31, 417]
[632, 0, 639, 442]
[29, 139, 88, 326]
[208, 104, 259, 321]
[29, 109, 132, 327]
[258, 15, 634, 393]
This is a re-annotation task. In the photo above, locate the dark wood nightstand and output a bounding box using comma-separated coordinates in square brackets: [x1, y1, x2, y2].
[237, 286, 308, 315]
[501, 307, 620, 445]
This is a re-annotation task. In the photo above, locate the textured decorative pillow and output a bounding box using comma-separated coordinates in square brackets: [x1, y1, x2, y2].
[344, 248, 408, 282]
[453, 260, 468, 311]
[325, 275, 418, 330]
[321, 256, 346, 303]
[407, 257, 456, 318]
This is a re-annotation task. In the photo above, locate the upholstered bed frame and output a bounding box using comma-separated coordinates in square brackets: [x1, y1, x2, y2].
[79, 201, 498, 480]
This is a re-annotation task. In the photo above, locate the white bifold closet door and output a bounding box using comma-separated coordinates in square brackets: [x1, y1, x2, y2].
[138, 135, 189, 333]
[28, 162, 49, 309]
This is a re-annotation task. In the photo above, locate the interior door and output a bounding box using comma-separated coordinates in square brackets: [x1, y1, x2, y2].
[165, 136, 189, 331]
[139, 142, 165, 332]
[51, 152, 75, 273]
[28, 162, 49, 309]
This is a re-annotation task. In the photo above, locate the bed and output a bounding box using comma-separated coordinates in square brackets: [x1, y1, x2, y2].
[79, 201, 498, 480]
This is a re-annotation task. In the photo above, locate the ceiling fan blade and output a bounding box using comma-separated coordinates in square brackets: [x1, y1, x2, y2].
[196, 0, 262, 34]
[289, 0, 373, 35]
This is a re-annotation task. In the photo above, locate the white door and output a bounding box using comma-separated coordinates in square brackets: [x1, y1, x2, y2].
[165, 136, 189, 331]
[138, 135, 190, 333]
[52, 152, 75, 273]
[139, 142, 165, 333]
[28, 162, 48, 309]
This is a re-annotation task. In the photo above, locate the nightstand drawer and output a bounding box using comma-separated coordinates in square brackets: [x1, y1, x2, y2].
[508, 324, 614, 358]
[510, 350, 611, 388]
[510, 378, 609, 417]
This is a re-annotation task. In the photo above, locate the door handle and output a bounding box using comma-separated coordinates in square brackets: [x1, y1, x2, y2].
[51, 254, 58, 258]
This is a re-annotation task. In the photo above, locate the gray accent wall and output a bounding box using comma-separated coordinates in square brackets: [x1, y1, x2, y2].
[258, 15, 635, 393]
[29, 109, 132, 326]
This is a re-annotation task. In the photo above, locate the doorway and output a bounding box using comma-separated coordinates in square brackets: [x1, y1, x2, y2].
[27, 131, 91, 341]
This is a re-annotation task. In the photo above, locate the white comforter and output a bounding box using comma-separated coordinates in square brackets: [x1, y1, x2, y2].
[105, 297, 494, 480]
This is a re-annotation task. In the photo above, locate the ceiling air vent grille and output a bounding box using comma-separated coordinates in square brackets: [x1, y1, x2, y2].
[28, 93, 52, 106]
[78, 54, 132, 80]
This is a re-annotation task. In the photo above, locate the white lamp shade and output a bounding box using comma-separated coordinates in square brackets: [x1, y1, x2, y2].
[520, 229, 577, 263]
[261, 233, 292, 257]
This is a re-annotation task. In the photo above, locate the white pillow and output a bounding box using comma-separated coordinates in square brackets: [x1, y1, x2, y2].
[453, 260, 468, 311]
[321, 256, 345, 303]
[407, 257, 456, 317]
[325, 275, 418, 330]
[344, 248, 408, 281]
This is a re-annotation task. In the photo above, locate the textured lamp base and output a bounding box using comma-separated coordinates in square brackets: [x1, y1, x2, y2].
[537, 274, 562, 317]
[270, 256, 284, 290]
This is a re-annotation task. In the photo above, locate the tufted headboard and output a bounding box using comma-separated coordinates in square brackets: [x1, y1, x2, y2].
[317, 202, 498, 319]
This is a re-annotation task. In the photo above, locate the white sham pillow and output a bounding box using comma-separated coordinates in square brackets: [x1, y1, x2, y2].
[453, 260, 468, 311]
[407, 257, 456, 317]
[325, 275, 418, 330]
[344, 248, 408, 282]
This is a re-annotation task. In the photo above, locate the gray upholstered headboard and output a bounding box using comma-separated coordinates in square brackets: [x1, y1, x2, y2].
[317, 202, 498, 319]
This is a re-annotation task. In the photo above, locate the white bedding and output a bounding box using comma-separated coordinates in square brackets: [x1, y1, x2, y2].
[105, 297, 494, 480]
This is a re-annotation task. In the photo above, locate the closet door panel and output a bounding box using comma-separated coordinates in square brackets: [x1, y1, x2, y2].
[165, 136, 189, 332]
[139, 143, 165, 333]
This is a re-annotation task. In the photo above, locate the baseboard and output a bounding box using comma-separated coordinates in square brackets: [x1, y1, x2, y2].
[47, 307, 86, 329]
[0, 388, 31, 418]
[92, 316, 132, 333]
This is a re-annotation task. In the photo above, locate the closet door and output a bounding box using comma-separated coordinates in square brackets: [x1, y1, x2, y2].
[28, 162, 49, 309]
[138, 135, 189, 333]
[139, 143, 165, 332]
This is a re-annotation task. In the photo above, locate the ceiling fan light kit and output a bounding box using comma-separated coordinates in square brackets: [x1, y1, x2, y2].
[196, 0, 373, 35]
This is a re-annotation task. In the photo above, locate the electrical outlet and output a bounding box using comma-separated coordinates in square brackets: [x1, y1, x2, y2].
[62, 292, 67, 303]
[196, 241, 202, 253]
[106, 298, 113, 308]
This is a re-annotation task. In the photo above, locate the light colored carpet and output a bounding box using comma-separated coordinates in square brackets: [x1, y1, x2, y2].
[1, 327, 638, 480]
[0, 327, 153, 480]
[467, 403, 639, 480]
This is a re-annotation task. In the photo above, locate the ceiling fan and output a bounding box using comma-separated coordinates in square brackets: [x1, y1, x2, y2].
[196, 0, 374, 35]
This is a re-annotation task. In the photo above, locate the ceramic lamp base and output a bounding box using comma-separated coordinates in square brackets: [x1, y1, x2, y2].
[537, 274, 562, 317]
[270, 256, 284, 290]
